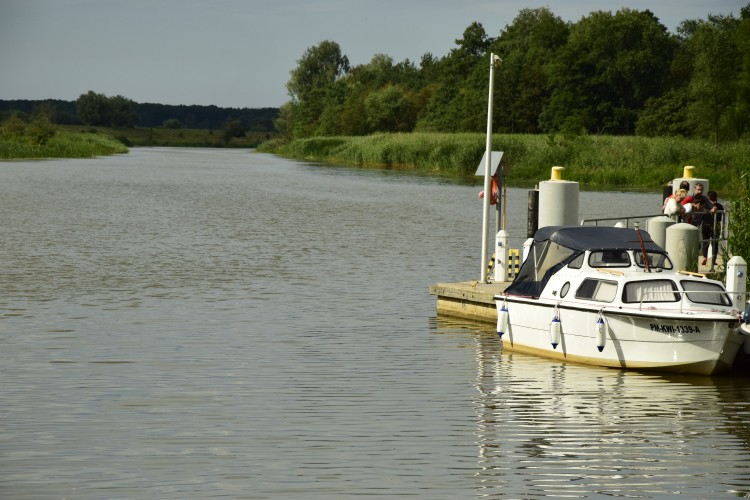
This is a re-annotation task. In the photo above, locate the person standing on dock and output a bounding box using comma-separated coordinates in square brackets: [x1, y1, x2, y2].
[663, 188, 687, 220]
[704, 190, 724, 268]
[690, 197, 712, 262]
[682, 182, 715, 212]
[662, 180, 690, 211]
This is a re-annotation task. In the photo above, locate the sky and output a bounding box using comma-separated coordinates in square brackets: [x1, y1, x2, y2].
[0, 0, 746, 109]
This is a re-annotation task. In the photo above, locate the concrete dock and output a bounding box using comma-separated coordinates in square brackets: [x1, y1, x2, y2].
[428, 281, 510, 325]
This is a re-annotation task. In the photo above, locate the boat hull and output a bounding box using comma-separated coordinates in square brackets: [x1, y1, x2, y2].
[497, 297, 743, 375]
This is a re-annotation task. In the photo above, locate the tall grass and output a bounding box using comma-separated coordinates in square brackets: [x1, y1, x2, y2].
[56, 125, 270, 148]
[263, 133, 750, 193]
[0, 131, 128, 159]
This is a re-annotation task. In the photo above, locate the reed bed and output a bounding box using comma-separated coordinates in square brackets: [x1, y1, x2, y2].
[266, 133, 750, 192]
[0, 132, 128, 159]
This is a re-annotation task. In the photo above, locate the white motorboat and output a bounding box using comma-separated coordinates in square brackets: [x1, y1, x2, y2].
[494, 225, 745, 375]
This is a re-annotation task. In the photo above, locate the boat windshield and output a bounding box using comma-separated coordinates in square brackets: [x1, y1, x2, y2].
[505, 240, 579, 297]
[589, 250, 630, 268]
[680, 280, 732, 306]
[633, 251, 673, 270]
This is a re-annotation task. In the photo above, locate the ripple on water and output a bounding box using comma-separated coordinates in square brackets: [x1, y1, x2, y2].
[1, 150, 750, 498]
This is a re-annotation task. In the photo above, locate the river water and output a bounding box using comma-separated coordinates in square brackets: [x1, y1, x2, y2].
[1, 148, 749, 499]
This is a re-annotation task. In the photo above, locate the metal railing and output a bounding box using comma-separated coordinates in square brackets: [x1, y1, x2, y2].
[580, 210, 730, 267]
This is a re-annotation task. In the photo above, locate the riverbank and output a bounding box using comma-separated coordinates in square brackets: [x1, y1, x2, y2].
[260, 133, 750, 192]
[57, 125, 271, 149]
[0, 125, 272, 160]
[0, 130, 128, 159]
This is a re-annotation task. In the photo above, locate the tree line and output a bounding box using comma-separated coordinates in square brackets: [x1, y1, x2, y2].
[278, 5, 750, 143]
[0, 94, 279, 132]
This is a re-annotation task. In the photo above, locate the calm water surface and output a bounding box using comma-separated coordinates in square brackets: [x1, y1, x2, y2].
[1, 148, 749, 499]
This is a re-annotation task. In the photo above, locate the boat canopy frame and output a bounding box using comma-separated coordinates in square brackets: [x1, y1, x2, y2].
[505, 226, 666, 298]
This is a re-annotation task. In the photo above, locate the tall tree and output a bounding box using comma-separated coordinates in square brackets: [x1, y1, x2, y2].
[686, 14, 742, 143]
[286, 40, 350, 137]
[109, 95, 138, 128]
[418, 22, 492, 131]
[542, 9, 675, 135]
[733, 5, 750, 139]
[76, 91, 111, 126]
[492, 7, 569, 133]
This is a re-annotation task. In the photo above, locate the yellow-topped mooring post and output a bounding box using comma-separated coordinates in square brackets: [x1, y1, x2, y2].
[550, 166, 564, 181]
[683, 165, 695, 179]
[538, 166, 579, 228]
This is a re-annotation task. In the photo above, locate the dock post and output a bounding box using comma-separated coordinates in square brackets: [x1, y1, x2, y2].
[726, 256, 747, 306]
[493, 230, 509, 282]
[527, 189, 538, 238]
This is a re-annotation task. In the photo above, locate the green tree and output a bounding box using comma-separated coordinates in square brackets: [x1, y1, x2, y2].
[492, 7, 569, 133]
[364, 84, 413, 132]
[686, 14, 742, 143]
[316, 79, 349, 135]
[162, 118, 184, 129]
[273, 102, 296, 139]
[0, 113, 27, 138]
[727, 171, 750, 287]
[76, 91, 111, 126]
[221, 118, 245, 144]
[332, 53, 424, 134]
[731, 6, 750, 140]
[286, 40, 350, 137]
[418, 22, 492, 132]
[635, 88, 696, 136]
[109, 95, 138, 128]
[27, 116, 56, 145]
[543, 9, 675, 134]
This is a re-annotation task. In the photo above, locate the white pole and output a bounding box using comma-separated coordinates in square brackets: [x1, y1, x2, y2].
[480, 53, 501, 281]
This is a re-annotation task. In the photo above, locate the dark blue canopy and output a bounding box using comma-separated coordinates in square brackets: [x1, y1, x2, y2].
[504, 226, 663, 298]
[532, 225, 661, 252]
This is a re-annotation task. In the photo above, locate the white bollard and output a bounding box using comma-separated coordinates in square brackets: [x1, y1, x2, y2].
[494, 230, 509, 282]
[726, 256, 747, 307]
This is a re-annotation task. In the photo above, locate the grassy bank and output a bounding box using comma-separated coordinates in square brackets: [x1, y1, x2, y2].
[261, 133, 750, 192]
[58, 125, 272, 148]
[0, 125, 273, 160]
[0, 131, 128, 159]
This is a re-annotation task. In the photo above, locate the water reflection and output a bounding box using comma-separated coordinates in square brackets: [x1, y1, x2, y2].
[435, 317, 750, 498]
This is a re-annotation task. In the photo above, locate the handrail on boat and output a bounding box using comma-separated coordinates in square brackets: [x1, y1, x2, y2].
[596, 268, 625, 276]
[678, 270, 706, 278]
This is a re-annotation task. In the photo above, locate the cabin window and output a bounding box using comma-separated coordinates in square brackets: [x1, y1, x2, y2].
[634, 251, 673, 270]
[623, 280, 679, 303]
[560, 282, 570, 298]
[589, 250, 630, 268]
[568, 253, 584, 269]
[680, 280, 732, 306]
[575, 278, 618, 302]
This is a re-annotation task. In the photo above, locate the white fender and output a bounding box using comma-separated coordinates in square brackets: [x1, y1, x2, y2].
[550, 316, 561, 349]
[497, 303, 509, 339]
[595, 315, 606, 352]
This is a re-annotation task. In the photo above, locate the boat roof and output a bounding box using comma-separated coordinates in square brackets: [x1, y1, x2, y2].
[534, 225, 664, 252]
[505, 226, 666, 298]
